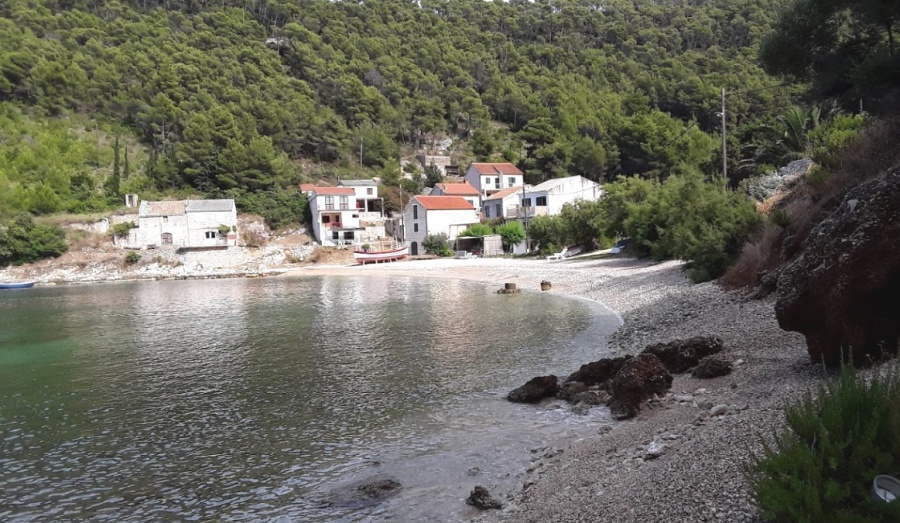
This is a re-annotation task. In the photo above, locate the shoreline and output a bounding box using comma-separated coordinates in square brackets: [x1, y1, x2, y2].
[287, 256, 818, 522]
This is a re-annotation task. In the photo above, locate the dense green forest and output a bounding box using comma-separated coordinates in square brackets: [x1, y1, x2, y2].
[0, 0, 804, 214]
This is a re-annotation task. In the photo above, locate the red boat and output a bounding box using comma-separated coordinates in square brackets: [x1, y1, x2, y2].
[352, 245, 409, 265]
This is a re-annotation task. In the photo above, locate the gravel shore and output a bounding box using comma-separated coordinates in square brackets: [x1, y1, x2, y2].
[290, 255, 821, 522]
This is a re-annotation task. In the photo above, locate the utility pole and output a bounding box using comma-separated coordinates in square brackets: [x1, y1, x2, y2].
[521, 183, 528, 254]
[721, 88, 728, 184]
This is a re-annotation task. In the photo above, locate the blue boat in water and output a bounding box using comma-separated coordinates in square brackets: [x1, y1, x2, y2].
[0, 281, 36, 289]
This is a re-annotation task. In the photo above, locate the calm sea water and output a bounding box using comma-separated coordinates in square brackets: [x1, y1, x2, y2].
[0, 276, 620, 522]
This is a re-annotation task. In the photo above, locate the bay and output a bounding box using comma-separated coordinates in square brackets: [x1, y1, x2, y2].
[0, 276, 620, 522]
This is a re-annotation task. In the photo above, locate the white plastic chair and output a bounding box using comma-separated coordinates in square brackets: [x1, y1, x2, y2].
[546, 247, 568, 261]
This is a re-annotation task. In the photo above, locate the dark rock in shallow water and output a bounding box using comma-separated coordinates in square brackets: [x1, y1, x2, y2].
[357, 479, 401, 499]
[466, 485, 502, 510]
[565, 355, 632, 387]
[692, 355, 733, 379]
[642, 336, 724, 374]
[776, 166, 900, 366]
[324, 476, 402, 509]
[608, 353, 672, 420]
[507, 375, 558, 403]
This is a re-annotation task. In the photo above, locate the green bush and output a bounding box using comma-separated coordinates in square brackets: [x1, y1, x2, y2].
[527, 215, 568, 254]
[422, 233, 452, 257]
[495, 221, 525, 251]
[109, 221, 136, 238]
[750, 364, 900, 523]
[0, 214, 68, 265]
[459, 223, 493, 237]
[617, 171, 761, 282]
[124, 251, 141, 265]
[225, 189, 307, 230]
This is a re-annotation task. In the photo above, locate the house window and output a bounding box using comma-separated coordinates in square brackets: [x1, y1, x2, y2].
[322, 215, 331, 223]
[484, 206, 490, 218]
[205, 231, 216, 239]
[495, 204, 501, 217]
[325, 196, 334, 210]
[339, 196, 349, 210]
[345, 231, 354, 240]
[484, 177, 492, 185]
[161, 233, 173, 245]
[413, 205, 418, 219]
[508, 177, 515, 187]
[413, 223, 419, 232]
[332, 230, 340, 240]
[522, 198, 532, 207]
[536, 196, 547, 206]
[366, 188, 373, 195]
[163, 216, 168, 223]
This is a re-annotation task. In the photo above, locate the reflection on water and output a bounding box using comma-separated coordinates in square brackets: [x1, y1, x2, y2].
[0, 276, 620, 522]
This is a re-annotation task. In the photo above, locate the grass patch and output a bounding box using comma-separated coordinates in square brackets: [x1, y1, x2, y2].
[750, 363, 900, 522]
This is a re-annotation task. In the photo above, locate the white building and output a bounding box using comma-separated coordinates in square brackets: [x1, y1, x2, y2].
[482, 186, 528, 220]
[430, 182, 480, 210]
[307, 180, 384, 247]
[402, 195, 479, 256]
[463, 163, 525, 203]
[514, 175, 603, 219]
[125, 199, 237, 248]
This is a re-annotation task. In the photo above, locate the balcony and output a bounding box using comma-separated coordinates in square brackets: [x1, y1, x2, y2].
[506, 205, 549, 219]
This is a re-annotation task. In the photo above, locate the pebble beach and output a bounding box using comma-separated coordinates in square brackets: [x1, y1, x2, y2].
[292, 255, 823, 522]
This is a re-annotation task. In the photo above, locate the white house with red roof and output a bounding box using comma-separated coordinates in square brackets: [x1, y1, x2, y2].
[306, 180, 384, 246]
[401, 195, 479, 256]
[482, 186, 529, 220]
[429, 182, 480, 209]
[464, 162, 525, 203]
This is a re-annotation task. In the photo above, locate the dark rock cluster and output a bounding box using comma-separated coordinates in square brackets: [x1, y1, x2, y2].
[508, 335, 732, 419]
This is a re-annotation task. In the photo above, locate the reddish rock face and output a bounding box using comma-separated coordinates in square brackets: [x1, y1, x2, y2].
[608, 353, 672, 420]
[776, 167, 900, 366]
[642, 336, 724, 374]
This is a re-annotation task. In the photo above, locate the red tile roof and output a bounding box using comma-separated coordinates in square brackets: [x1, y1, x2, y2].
[484, 186, 525, 201]
[414, 195, 475, 211]
[299, 183, 316, 192]
[435, 182, 480, 196]
[469, 162, 524, 176]
[312, 187, 355, 196]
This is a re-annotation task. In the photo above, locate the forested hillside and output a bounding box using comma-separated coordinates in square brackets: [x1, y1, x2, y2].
[1, 0, 800, 216]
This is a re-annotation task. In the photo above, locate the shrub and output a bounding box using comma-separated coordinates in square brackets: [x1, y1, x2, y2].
[618, 171, 762, 282]
[124, 251, 141, 265]
[459, 223, 493, 237]
[495, 221, 525, 251]
[422, 233, 452, 256]
[0, 214, 68, 265]
[110, 221, 136, 238]
[750, 364, 900, 523]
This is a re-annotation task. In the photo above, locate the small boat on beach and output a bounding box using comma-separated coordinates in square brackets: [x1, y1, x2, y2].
[353, 244, 409, 265]
[0, 281, 36, 290]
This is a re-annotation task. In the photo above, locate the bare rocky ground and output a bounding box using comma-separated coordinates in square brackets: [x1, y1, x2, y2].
[297, 255, 823, 523]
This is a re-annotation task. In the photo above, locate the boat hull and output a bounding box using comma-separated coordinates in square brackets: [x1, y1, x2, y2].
[353, 246, 409, 265]
[0, 281, 36, 289]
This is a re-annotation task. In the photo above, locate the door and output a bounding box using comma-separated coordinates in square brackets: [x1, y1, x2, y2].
[410, 242, 418, 255]
[161, 233, 173, 245]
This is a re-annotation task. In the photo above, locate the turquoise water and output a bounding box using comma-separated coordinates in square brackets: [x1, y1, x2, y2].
[0, 276, 620, 522]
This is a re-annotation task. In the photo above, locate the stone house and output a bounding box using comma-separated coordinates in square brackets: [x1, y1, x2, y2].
[124, 199, 238, 249]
